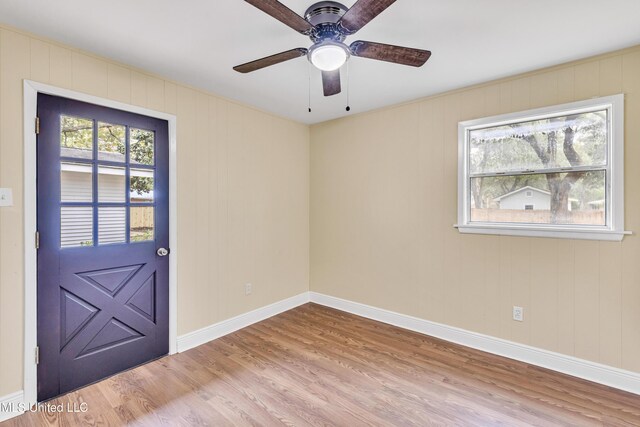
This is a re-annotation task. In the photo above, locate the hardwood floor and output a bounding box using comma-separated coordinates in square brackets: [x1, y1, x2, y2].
[5, 303, 640, 426]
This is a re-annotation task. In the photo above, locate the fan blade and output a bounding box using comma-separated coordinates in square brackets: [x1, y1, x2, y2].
[245, 0, 314, 34]
[233, 48, 308, 73]
[322, 70, 341, 96]
[338, 0, 397, 34]
[350, 41, 431, 67]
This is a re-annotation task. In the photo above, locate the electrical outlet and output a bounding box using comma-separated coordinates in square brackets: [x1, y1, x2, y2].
[0, 188, 13, 207]
[513, 306, 524, 322]
[245, 283, 252, 296]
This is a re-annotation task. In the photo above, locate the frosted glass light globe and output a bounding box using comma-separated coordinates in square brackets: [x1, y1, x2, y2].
[310, 43, 349, 71]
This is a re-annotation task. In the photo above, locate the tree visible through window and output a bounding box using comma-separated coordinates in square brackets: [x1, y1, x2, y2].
[458, 95, 624, 240]
[61, 117, 155, 196]
[469, 111, 606, 225]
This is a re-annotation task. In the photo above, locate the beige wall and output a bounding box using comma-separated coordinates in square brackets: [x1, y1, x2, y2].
[311, 46, 640, 374]
[2, 18, 639, 400]
[0, 26, 310, 395]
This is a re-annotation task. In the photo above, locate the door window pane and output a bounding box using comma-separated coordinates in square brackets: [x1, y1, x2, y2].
[61, 162, 92, 202]
[98, 166, 126, 203]
[61, 207, 93, 248]
[98, 207, 126, 245]
[61, 115, 93, 159]
[130, 207, 154, 242]
[98, 122, 125, 162]
[130, 169, 154, 202]
[130, 128, 154, 165]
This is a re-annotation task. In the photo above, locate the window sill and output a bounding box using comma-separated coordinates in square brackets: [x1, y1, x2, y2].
[454, 224, 630, 241]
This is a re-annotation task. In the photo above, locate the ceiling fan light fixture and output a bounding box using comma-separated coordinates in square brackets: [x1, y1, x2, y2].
[309, 41, 349, 71]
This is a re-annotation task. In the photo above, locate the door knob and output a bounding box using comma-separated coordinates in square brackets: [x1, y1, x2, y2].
[157, 248, 169, 257]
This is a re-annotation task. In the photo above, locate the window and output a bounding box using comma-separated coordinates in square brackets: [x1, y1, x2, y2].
[457, 95, 625, 241]
[59, 114, 156, 247]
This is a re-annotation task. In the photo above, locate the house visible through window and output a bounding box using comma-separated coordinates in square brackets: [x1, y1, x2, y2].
[457, 95, 625, 241]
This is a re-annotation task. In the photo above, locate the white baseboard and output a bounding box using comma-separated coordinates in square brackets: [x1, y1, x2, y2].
[177, 292, 310, 352]
[309, 292, 640, 396]
[0, 391, 24, 423]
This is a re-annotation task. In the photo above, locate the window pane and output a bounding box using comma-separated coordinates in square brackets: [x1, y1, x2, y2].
[130, 169, 154, 202]
[98, 207, 126, 245]
[61, 115, 93, 159]
[469, 110, 607, 174]
[61, 162, 92, 202]
[61, 207, 93, 248]
[470, 171, 605, 226]
[98, 166, 126, 203]
[130, 128, 154, 165]
[130, 207, 154, 242]
[98, 122, 125, 162]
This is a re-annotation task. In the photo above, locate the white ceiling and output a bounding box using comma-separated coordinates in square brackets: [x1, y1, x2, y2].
[1, 0, 639, 124]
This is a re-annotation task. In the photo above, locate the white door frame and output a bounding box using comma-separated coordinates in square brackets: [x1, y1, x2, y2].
[22, 80, 178, 406]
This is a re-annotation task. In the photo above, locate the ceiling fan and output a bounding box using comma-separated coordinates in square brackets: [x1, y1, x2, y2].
[233, 0, 431, 97]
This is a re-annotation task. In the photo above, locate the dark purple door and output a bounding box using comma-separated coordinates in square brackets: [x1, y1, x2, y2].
[37, 94, 169, 401]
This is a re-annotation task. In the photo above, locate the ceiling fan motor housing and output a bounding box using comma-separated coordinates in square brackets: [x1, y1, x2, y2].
[305, 1, 349, 43]
[305, 1, 347, 26]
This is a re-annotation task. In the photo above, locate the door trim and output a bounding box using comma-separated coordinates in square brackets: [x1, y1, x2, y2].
[23, 80, 178, 406]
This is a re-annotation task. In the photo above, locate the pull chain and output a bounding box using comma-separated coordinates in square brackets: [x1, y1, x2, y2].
[308, 62, 312, 113]
[346, 61, 351, 112]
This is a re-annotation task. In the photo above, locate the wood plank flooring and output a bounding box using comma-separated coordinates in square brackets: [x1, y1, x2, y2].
[4, 303, 640, 426]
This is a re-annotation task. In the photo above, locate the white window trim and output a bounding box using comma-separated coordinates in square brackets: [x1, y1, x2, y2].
[457, 94, 627, 241]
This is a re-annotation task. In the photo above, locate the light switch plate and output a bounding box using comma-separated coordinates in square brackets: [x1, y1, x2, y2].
[0, 188, 13, 207]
